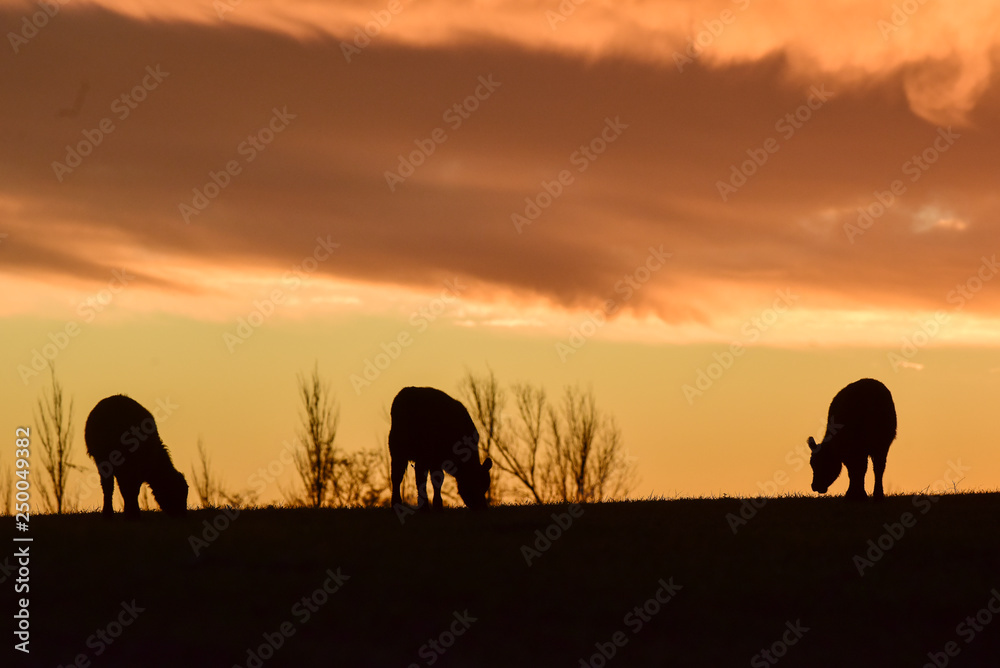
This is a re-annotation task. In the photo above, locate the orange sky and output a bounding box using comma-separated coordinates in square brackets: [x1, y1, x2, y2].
[2, 0, 999, 508]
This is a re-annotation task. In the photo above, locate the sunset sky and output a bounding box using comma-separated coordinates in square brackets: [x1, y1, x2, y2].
[3, 0, 999, 509]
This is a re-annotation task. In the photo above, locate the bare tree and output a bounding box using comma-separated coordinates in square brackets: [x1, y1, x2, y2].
[373, 412, 397, 507]
[543, 404, 571, 503]
[279, 480, 307, 509]
[462, 371, 636, 504]
[330, 449, 385, 507]
[547, 386, 634, 503]
[191, 437, 224, 508]
[188, 437, 260, 507]
[493, 382, 548, 503]
[0, 461, 11, 516]
[35, 367, 77, 514]
[293, 365, 340, 508]
[373, 433, 404, 507]
[460, 368, 505, 503]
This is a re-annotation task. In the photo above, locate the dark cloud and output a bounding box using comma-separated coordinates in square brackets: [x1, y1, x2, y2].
[3, 5, 1000, 327]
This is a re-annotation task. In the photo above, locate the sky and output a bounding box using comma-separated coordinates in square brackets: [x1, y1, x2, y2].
[2, 0, 999, 509]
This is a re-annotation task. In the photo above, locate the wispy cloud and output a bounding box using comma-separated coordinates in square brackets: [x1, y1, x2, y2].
[25, 0, 1000, 123]
[2, 2, 1000, 345]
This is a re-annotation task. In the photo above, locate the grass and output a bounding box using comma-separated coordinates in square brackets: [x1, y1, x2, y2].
[6, 492, 1000, 667]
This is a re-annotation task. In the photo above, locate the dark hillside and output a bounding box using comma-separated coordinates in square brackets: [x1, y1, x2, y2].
[8, 493, 999, 667]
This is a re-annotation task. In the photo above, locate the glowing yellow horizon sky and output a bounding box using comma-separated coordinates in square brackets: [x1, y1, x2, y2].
[3, 0, 1000, 507]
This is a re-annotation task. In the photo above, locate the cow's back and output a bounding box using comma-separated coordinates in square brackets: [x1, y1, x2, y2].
[827, 378, 896, 453]
[85, 394, 162, 466]
[389, 386, 476, 464]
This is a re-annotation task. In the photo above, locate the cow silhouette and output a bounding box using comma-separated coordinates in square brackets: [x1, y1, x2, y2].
[84, 395, 188, 518]
[389, 386, 492, 510]
[808, 378, 897, 500]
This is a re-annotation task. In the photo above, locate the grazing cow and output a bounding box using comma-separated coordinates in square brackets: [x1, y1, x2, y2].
[85, 395, 188, 518]
[808, 378, 897, 500]
[389, 386, 492, 510]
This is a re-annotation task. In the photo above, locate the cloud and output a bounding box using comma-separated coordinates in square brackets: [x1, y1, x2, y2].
[11, 0, 1000, 123]
[911, 206, 969, 234]
[2, 2, 1000, 344]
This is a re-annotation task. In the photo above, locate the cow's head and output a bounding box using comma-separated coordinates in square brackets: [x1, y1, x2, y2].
[808, 436, 842, 494]
[153, 469, 189, 517]
[457, 458, 493, 509]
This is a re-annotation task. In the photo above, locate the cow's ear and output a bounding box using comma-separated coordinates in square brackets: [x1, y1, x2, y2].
[807, 437, 818, 452]
[483, 457, 493, 471]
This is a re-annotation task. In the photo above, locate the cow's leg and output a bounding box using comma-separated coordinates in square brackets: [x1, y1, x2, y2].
[872, 453, 887, 501]
[430, 469, 444, 511]
[414, 463, 430, 511]
[99, 466, 116, 517]
[390, 456, 408, 508]
[120, 476, 142, 520]
[844, 454, 869, 501]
